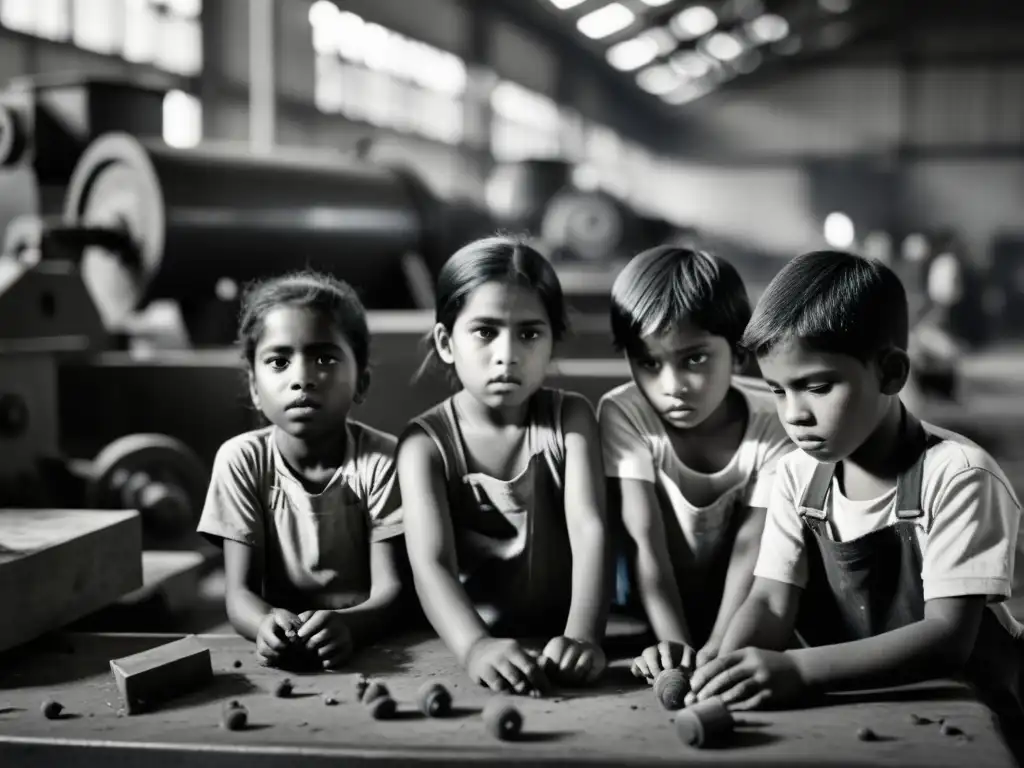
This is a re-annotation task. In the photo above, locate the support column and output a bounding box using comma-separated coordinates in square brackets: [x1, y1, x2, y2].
[248, 0, 275, 153]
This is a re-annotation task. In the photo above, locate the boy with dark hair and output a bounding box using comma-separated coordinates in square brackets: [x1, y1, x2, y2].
[597, 246, 793, 680]
[688, 250, 1024, 757]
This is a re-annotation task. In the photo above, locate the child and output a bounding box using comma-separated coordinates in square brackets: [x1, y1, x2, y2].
[597, 246, 793, 681]
[398, 236, 609, 695]
[198, 270, 403, 670]
[687, 251, 1024, 755]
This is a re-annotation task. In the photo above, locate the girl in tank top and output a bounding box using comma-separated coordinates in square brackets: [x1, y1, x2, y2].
[398, 236, 610, 696]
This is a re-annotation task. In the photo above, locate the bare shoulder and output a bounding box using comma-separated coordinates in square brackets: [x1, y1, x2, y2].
[396, 423, 445, 472]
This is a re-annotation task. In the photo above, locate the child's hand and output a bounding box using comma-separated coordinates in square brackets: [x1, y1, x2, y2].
[630, 640, 694, 682]
[466, 638, 550, 695]
[539, 636, 606, 685]
[256, 608, 301, 664]
[695, 639, 722, 668]
[685, 647, 804, 709]
[295, 610, 354, 670]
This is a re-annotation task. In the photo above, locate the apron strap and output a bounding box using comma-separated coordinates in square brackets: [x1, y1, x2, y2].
[798, 462, 834, 520]
[894, 411, 931, 521]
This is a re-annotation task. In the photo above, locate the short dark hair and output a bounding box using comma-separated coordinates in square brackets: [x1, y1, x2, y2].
[610, 245, 751, 358]
[238, 269, 370, 373]
[742, 250, 909, 361]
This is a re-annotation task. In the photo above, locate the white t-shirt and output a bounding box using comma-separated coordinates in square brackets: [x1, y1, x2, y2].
[755, 421, 1024, 612]
[598, 376, 794, 566]
[198, 420, 402, 609]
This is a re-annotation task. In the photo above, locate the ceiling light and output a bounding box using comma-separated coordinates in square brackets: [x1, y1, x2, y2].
[670, 6, 718, 40]
[818, 0, 853, 13]
[636, 64, 681, 95]
[746, 13, 789, 44]
[669, 50, 712, 78]
[577, 3, 635, 39]
[640, 0, 674, 6]
[607, 36, 660, 71]
[308, 0, 338, 27]
[704, 32, 744, 61]
[824, 212, 855, 249]
[548, 0, 587, 9]
[638, 26, 677, 55]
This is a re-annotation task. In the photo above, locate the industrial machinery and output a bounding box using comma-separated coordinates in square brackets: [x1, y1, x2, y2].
[60, 133, 455, 339]
[487, 158, 686, 266]
[0, 75, 165, 245]
[0, 240, 208, 547]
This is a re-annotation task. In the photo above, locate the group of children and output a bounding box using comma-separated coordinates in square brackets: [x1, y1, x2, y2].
[198, 235, 1024, 750]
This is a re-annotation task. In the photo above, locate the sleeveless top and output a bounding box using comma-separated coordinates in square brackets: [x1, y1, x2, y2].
[409, 388, 572, 632]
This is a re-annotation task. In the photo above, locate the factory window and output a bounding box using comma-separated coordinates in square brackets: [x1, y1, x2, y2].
[1, 0, 71, 41]
[163, 89, 202, 148]
[490, 80, 564, 161]
[122, 0, 203, 76]
[0, 0, 201, 76]
[309, 1, 466, 146]
[72, 0, 121, 54]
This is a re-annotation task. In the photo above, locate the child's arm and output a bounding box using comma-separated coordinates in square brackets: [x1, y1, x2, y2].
[199, 438, 301, 660]
[296, 537, 404, 653]
[398, 428, 549, 694]
[790, 595, 985, 690]
[223, 539, 301, 661]
[683, 575, 801, 707]
[700, 506, 767, 664]
[703, 415, 796, 663]
[691, 592, 985, 709]
[543, 394, 610, 683]
[718, 575, 803, 655]
[618, 477, 692, 647]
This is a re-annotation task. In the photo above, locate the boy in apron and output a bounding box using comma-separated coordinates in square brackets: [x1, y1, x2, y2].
[597, 246, 794, 681]
[687, 250, 1024, 761]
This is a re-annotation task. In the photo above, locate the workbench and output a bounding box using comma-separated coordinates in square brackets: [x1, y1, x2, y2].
[0, 632, 1015, 767]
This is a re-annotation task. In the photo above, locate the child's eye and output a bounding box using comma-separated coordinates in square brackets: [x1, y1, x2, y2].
[265, 357, 288, 371]
[686, 352, 709, 367]
[520, 329, 541, 342]
[316, 354, 339, 366]
[637, 359, 660, 372]
[769, 387, 785, 398]
[808, 383, 833, 395]
[473, 327, 497, 340]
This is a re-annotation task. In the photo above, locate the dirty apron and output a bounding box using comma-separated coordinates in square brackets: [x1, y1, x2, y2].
[795, 413, 1024, 761]
[412, 389, 572, 636]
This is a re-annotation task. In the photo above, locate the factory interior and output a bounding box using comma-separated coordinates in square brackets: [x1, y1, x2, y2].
[1, 0, 1023, 764]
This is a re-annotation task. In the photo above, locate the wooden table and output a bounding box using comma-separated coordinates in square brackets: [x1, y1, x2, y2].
[0, 632, 1015, 767]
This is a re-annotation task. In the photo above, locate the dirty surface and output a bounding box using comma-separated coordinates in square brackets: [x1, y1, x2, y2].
[0, 631, 1015, 767]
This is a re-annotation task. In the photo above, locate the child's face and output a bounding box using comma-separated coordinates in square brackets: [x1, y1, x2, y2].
[249, 305, 364, 442]
[759, 337, 887, 463]
[435, 281, 554, 410]
[629, 321, 735, 431]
